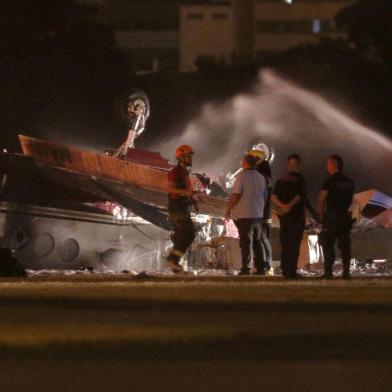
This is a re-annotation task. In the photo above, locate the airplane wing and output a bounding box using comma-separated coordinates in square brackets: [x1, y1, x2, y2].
[18, 135, 227, 221]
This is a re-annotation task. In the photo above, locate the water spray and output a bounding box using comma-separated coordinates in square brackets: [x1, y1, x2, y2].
[155, 69, 392, 195]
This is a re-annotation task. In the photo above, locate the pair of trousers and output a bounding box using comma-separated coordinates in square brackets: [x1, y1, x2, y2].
[279, 214, 305, 278]
[252, 221, 272, 271]
[167, 211, 195, 263]
[261, 221, 272, 265]
[234, 218, 265, 272]
[320, 215, 352, 276]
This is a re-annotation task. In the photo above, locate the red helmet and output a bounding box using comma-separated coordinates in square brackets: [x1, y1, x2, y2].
[175, 144, 194, 159]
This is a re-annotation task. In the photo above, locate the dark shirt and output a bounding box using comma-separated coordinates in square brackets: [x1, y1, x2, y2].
[322, 172, 354, 218]
[273, 171, 307, 218]
[168, 165, 192, 213]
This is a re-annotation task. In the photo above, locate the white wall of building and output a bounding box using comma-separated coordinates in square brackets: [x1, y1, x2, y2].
[180, 4, 234, 72]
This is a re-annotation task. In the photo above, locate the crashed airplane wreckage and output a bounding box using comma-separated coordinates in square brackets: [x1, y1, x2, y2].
[0, 90, 391, 272]
[0, 90, 231, 272]
[0, 133, 228, 272]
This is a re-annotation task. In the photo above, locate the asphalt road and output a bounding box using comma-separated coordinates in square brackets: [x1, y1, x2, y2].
[0, 275, 392, 391]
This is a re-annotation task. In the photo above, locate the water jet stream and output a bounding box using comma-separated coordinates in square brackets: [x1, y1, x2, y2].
[158, 70, 392, 197]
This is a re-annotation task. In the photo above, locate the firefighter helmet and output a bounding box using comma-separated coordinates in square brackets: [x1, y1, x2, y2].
[247, 149, 266, 162]
[176, 144, 194, 159]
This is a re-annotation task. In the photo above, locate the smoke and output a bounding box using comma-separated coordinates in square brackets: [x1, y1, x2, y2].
[157, 69, 392, 197]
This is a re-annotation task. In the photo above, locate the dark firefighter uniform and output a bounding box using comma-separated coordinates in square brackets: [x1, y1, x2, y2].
[166, 164, 195, 265]
[320, 172, 354, 278]
[273, 172, 307, 279]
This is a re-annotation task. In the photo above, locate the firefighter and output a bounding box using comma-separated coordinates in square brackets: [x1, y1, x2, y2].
[166, 144, 197, 273]
[225, 153, 267, 275]
[317, 155, 354, 280]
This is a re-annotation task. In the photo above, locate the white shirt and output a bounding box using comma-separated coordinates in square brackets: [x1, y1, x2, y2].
[231, 170, 266, 219]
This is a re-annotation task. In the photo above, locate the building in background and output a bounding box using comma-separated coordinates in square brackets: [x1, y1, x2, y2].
[180, 0, 354, 72]
[98, 0, 354, 73]
[98, 0, 181, 73]
[98, 0, 231, 73]
[179, 1, 233, 72]
[253, 0, 353, 61]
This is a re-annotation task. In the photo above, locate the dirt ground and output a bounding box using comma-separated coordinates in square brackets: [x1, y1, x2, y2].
[1, 274, 392, 391]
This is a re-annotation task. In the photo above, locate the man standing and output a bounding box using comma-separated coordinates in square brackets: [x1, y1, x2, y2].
[248, 149, 273, 273]
[317, 155, 354, 280]
[225, 153, 267, 275]
[272, 154, 315, 279]
[166, 144, 197, 273]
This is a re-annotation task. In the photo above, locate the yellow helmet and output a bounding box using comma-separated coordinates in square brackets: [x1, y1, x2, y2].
[247, 149, 266, 162]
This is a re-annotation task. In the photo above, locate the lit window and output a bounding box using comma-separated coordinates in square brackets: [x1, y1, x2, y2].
[312, 19, 321, 34]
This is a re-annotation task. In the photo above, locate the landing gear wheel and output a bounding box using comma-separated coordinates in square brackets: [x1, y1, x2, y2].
[121, 89, 150, 135]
